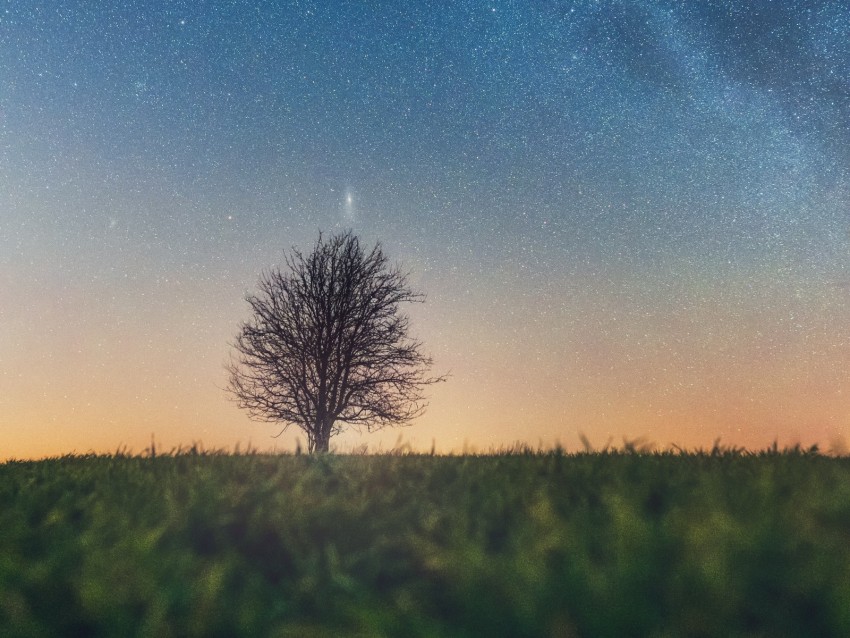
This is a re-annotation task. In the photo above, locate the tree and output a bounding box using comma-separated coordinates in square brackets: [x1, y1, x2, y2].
[227, 231, 444, 453]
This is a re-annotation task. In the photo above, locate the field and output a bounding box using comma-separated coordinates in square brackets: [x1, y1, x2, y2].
[2, 447, 850, 637]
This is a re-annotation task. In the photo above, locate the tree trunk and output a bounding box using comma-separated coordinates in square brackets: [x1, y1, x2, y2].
[311, 417, 333, 453]
[312, 434, 329, 453]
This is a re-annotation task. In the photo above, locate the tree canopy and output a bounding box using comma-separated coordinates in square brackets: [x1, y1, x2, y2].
[227, 231, 443, 452]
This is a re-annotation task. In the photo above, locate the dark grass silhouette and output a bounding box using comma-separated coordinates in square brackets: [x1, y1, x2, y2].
[1, 443, 849, 636]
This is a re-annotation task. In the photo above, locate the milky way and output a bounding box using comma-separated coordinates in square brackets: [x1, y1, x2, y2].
[2, 1, 849, 457]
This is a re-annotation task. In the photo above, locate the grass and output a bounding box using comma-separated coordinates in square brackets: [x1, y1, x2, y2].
[1, 444, 849, 636]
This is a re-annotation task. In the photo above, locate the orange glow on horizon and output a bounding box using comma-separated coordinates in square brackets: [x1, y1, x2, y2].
[3, 235, 849, 461]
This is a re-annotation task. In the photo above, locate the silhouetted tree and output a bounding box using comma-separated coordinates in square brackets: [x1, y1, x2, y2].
[227, 231, 443, 453]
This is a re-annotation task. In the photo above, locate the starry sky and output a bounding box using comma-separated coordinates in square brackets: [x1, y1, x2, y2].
[2, 1, 850, 458]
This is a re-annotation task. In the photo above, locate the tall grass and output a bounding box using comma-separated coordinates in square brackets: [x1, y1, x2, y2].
[1, 446, 849, 636]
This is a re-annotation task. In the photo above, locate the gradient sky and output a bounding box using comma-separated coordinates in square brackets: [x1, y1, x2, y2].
[2, 0, 850, 458]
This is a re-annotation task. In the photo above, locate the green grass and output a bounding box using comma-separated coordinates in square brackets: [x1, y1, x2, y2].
[2, 446, 850, 637]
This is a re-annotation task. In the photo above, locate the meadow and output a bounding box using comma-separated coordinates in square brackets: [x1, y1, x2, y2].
[1, 445, 849, 637]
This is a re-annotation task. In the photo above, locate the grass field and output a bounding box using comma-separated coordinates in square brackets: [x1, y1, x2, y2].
[1, 446, 849, 637]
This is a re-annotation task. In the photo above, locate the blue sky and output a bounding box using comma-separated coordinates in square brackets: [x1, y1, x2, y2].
[2, 1, 849, 456]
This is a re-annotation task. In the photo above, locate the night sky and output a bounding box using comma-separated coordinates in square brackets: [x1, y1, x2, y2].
[2, 1, 850, 458]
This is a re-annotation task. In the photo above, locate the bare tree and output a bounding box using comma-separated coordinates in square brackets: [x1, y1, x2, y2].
[227, 231, 444, 453]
